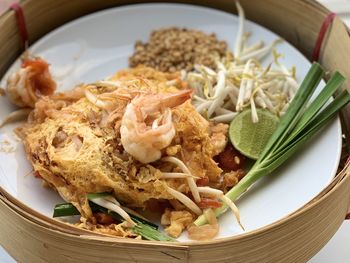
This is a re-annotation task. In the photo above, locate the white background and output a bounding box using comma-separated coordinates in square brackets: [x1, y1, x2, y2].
[0, 0, 350, 262]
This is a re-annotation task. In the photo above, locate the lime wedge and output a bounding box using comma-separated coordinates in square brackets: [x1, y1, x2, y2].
[229, 109, 279, 160]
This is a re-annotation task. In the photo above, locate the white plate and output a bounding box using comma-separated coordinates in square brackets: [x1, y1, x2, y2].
[0, 3, 342, 241]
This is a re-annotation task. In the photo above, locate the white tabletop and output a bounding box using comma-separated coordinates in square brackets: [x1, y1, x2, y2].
[1, 0, 350, 262]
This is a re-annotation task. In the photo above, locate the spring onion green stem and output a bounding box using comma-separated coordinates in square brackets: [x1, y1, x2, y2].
[53, 203, 80, 217]
[194, 63, 350, 226]
[86, 192, 111, 199]
[132, 220, 176, 242]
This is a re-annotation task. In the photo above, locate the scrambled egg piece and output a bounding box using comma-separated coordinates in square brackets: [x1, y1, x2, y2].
[19, 66, 226, 221]
[161, 209, 194, 238]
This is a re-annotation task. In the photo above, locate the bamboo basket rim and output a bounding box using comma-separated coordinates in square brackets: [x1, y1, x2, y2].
[1, 162, 350, 247]
[0, 163, 350, 250]
[0, 0, 350, 249]
[0, 0, 337, 48]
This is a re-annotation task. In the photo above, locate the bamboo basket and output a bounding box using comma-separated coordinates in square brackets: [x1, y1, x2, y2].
[1, 0, 350, 262]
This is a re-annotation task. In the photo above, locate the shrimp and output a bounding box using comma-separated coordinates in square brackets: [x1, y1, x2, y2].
[6, 57, 56, 108]
[120, 89, 192, 163]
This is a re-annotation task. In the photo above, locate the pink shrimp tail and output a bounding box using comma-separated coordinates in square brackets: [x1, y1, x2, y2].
[160, 89, 192, 108]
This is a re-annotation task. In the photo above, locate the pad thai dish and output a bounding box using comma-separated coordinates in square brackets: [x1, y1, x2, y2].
[2, 3, 348, 241]
[13, 64, 248, 240]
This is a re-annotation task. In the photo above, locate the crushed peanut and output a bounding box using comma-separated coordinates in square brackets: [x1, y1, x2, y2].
[129, 27, 232, 72]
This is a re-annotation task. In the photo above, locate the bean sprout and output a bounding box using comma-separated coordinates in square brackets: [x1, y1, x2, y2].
[0, 108, 31, 128]
[197, 186, 244, 230]
[161, 172, 199, 179]
[84, 88, 109, 109]
[161, 156, 201, 203]
[166, 186, 202, 215]
[89, 197, 136, 227]
[184, 3, 298, 123]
